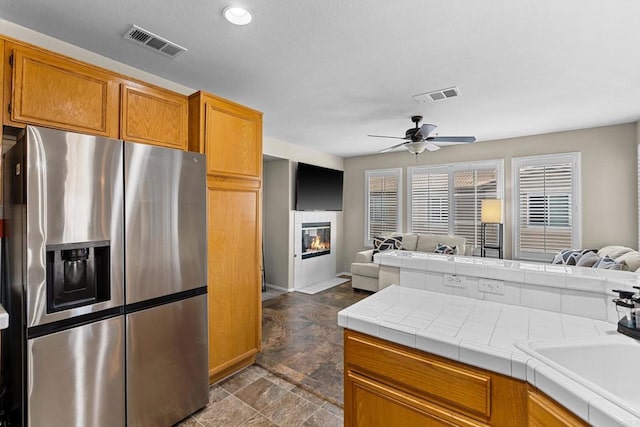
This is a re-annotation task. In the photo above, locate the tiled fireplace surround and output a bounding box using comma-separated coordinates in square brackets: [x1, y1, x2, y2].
[374, 251, 639, 323]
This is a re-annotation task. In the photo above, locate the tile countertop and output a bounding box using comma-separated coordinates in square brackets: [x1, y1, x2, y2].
[337, 285, 639, 427]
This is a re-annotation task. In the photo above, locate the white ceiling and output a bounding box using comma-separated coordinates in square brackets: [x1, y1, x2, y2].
[1, 0, 639, 157]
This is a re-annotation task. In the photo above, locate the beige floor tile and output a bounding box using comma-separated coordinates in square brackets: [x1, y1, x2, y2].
[301, 408, 342, 427]
[244, 413, 278, 426]
[234, 377, 288, 411]
[260, 391, 320, 426]
[321, 401, 343, 418]
[195, 395, 258, 427]
[218, 369, 262, 394]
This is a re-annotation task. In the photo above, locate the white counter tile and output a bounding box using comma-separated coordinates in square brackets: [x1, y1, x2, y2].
[524, 270, 566, 288]
[346, 313, 379, 336]
[460, 341, 513, 377]
[424, 272, 451, 294]
[426, 258, 456, 274]
[454, 259, 488, 277]
[376, 311, 405, 323]
[589, 397, 638, 427]
[486, 264, 525, 282]
[534, 364, 593, 422]
[400, 268, 426, 290]
[521, 284, 562, 312]
[401, 256, 428, 270]
[402, 317, 432, 330]
[561, 289, 607, 320]
[379, 323, 417, 347]
[565, 273, 606, 293]
[415, 332, 460, 361]
[427, 322, 460, 337]
[510, 352, 530, 381]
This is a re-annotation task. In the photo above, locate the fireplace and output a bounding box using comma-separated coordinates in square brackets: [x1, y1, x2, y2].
[301, 222, 331, 259]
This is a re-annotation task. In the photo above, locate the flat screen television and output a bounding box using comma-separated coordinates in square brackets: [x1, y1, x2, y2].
[295, 163, 344, 211]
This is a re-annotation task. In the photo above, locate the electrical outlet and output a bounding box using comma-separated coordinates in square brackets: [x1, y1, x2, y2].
[479, 278, 504, 295]
[444, 274, 466, 288]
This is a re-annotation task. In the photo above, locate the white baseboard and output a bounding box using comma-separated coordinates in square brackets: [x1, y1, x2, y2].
[337, 272, 351, 277]
[265, 283, 292, 292]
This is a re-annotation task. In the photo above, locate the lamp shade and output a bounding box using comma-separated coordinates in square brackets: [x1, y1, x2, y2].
[481, 199, 503, 223]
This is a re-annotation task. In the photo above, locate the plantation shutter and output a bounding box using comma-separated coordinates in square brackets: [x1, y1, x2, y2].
[410, 170, 449, 235]
[453, 169, 498, 248]
[367, 172, 400, 241]
[517, 161, 574, 258]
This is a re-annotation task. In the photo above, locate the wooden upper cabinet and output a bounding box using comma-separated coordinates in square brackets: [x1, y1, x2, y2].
[7, 44, 119, 137]
[120, 81, 188, 150]
[189, 91, 262, 179]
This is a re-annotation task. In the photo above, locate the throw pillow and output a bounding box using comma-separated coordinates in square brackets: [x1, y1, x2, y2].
[575, 252, 600, 268]
[593, 255, 624, 270]
[551, 249, 597, 266]
[434, 243, 456, 255]
[372, 235, 403, 255]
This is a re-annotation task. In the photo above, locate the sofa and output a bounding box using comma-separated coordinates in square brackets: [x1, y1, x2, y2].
[555, 245, 640, 272]
[350, 233, 467, 292]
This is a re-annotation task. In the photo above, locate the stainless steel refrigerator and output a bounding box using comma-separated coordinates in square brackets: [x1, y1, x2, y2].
[2, 126, 208, 426]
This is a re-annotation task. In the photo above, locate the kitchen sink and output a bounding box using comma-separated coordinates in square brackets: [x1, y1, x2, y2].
[516, 334, 640, 416]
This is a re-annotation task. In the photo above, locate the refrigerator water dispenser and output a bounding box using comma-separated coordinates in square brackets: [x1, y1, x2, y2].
[46, 241, 111, 312]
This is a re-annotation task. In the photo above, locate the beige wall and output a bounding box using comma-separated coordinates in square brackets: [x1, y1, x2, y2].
[263, 159, 292, 288]
[341, 123, 638, 272]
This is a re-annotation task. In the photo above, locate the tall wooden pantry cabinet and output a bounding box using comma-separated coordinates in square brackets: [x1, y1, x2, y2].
[188, 91, 263, 383]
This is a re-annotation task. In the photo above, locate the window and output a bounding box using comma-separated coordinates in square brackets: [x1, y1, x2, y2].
[408, 160, 503, 250]
[513, 153, 581, 261]
[409, 168, 449, 235]
[364, 168, 402, 246]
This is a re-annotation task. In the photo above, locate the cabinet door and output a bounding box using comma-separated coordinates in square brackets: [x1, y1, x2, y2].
[345, 372, 483, 427]
[207, 182, 261, 382]
[120, 82, 188, 150]
[528, 388, 588, 427]
[204, 99, 261, 178]
[9, 45, 119, 137]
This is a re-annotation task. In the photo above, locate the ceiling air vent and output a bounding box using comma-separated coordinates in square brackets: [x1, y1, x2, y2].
[413, 86, 461, 104]
[123, 25, 187, 58]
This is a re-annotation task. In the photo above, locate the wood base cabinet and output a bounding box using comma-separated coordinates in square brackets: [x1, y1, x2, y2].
[527, 387, 588, 427]
[344, 330, 587, 427]
[189, 91, 263, 383]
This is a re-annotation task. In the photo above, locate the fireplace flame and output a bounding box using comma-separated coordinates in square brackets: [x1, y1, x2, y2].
[310, 235, 329, 250]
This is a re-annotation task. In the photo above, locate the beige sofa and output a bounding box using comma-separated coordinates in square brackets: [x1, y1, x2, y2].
[351, 233, 467, 292]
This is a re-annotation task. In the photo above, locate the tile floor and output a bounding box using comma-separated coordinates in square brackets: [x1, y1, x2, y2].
[177, 365, 342, 426]
[256, 280, 369, 407]
[177, 280, 370, 426]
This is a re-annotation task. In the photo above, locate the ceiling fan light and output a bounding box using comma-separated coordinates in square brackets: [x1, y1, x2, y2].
[223, 6, 253, 25]
[406, 141, 427, 154]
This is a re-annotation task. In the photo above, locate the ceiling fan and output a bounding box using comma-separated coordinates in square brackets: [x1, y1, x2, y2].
[368, 115, 476, 155]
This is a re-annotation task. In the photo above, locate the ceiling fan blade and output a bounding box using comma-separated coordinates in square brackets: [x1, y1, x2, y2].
[379, 141, 409, 153]
[423, 141, 441, 152]
[427, 136, 476, 144]
[367, 134, 408, 140]
[414, 123, 437, 139]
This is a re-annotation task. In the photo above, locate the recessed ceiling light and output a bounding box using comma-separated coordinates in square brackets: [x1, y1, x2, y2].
[223, 6, 253, 25]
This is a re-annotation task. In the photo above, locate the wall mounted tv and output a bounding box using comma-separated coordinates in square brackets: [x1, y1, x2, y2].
[295, 163, 344, 211]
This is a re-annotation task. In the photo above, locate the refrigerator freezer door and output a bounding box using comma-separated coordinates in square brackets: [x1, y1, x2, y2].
[24, 126, 124, 327]
[27, 316, 125, 427]
[124, 143, 206, 304]
[126, 295, 209, 426]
